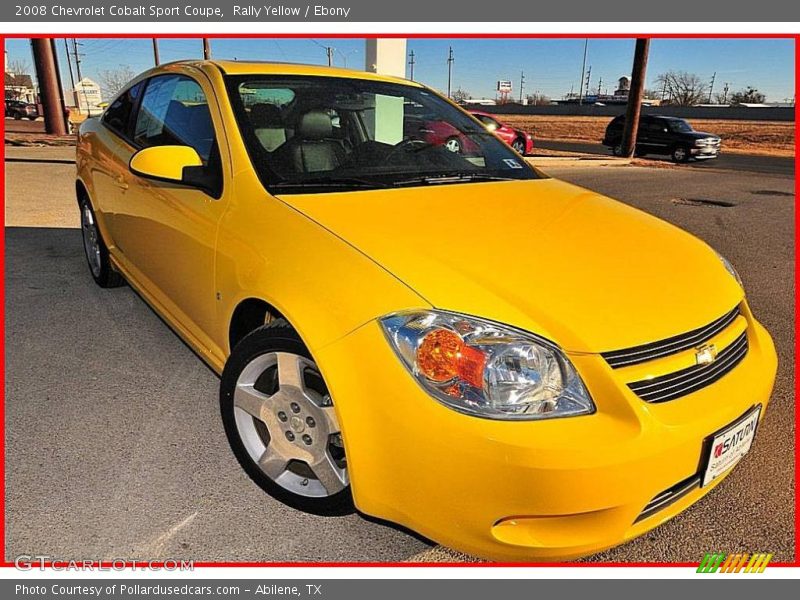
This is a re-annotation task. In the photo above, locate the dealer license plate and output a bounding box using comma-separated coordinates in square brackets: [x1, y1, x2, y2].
[702, 406, 761, 487]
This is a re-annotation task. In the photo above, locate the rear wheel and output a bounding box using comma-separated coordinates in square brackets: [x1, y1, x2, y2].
[612, 144, 623, 156]
[79, 196, 124, 288]
[220, 321, 353, 516]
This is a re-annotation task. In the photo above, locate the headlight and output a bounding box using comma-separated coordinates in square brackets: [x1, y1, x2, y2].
[380, 311, 595, 420]
[717, 253, 744, 288]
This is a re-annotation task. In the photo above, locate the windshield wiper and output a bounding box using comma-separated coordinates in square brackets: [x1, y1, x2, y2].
[271, 176, 390, 193]
[391, 172, 517, 188]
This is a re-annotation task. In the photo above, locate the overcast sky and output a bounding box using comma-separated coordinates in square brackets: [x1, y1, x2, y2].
[5, 37, 795, 102]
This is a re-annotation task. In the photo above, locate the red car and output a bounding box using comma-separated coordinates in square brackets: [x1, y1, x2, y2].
[469, 110, 534, 155]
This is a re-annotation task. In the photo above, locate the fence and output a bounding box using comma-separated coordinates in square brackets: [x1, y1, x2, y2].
[464, 103, 795, 122]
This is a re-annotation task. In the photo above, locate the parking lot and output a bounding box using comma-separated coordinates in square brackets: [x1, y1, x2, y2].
[4, 145, 795, 563]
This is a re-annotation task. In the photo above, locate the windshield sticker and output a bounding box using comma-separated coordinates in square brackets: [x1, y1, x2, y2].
[503, 158, 524, 169]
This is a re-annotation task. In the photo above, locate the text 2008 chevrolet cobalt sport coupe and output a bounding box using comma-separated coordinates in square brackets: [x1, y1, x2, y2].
[75, 60, 777, 561]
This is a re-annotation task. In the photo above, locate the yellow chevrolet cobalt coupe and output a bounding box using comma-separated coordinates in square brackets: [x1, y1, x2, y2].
[76, 61, 777, 561]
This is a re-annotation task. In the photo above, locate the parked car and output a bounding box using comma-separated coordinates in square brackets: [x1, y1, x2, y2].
[5, 99, 39, 120]
[603, 114, 721, 162]
[403, 104, 479, 154]
[76, 61, 776, 562]
[469, 110, 534, 155]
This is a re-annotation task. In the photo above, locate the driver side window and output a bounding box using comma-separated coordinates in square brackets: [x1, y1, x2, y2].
[133, 75, 216, 162]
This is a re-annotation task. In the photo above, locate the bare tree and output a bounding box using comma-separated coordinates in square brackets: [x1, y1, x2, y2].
[451, 87, 471, 105]
[525, 93, 551, 106]
[730, 86, 766, 105]
[6, 59, 33, 101]
[7, 58, 31, 76]
[654, 71, 708, 106]
[97, 65, 136, 99]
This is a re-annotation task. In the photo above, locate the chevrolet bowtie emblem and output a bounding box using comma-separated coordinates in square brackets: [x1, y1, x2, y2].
[695, 344, 718, 366]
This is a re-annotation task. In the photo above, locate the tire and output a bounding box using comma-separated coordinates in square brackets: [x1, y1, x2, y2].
[612, 144, 623, 157]
[220, 320, 354, 516]
[27, 116, 37, 121]
[13, 113, 21, 120]
[79, 195, 124, 288]
[444, 136, 462, 153]
[671, 145, 690, 163]
[511, 138, 526, 155]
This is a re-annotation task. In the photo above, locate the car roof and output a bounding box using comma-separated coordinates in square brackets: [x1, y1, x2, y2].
[159, 59, 423, 88]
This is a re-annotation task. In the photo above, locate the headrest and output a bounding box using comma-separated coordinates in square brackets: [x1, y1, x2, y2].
[297, 109, 332, 140]
[250, 103, 283, 128]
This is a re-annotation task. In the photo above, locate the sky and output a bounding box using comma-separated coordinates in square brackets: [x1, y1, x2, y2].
[5, 37, 795, 103]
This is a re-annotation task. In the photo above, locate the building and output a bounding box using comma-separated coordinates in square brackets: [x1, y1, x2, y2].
[73, 77, 103, 115]
[4, 50, 36, 103]
[614, 76, 631, 97]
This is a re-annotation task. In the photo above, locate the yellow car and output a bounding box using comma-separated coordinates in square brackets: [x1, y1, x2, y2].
[75, 60, 777, 562]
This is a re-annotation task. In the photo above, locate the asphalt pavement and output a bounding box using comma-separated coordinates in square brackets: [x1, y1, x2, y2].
[537, 139, 795, 176]
[4, 148, 795, 563]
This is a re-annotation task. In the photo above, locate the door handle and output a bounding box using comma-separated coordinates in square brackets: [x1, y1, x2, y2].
[114, 175, 129, 191]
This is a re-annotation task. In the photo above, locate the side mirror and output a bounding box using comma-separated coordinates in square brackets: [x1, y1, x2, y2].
[129, 145, 202, 182]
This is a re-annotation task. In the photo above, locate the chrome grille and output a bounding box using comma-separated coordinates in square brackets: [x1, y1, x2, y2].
[628, 331, 748, 403]
[602, 306, 740, 369]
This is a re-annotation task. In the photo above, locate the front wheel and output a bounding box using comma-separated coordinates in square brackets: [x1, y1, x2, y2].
[671, 145, 690, 163]
[511, 138, 526, 155]
[444, 136, 462, 153]
[612, 144, 623, 156]
[220, 321, 353, 516]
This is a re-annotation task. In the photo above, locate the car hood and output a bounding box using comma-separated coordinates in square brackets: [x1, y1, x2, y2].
[684, 131, 720, 141]
[278, 178, 742, 353]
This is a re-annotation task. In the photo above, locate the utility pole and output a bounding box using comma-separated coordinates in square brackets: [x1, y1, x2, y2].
[49, 38, 69, 132]
[62, 37, 77, 109]
[620, 38, 650, 158]
[152, 38, 160, 66]
[31, 39, 67, 136]
[722, 82, 730, 104]
[585, 66, 592, 100]
[408, 50, 415, 81]
[519, 70, 525, 103]
[708, 71, 716, 103]
[203, 38, 211, 59]
[446, 46, 454, 98]
[597, 76, 603, 96]
[326, 46, 334, 66]
[577, 38, 588, 105]
[71, 38, 91, 117]
[660, 77, 668, 102]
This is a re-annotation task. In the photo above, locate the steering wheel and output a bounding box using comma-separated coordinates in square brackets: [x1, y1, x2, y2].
[382, 138, 431, 163]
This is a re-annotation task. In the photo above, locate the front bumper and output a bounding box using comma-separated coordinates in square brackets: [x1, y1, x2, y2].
[315, 305, 777, 561]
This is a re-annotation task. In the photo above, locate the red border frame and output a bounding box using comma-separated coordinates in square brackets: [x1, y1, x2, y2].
[1, 31, 797, 570]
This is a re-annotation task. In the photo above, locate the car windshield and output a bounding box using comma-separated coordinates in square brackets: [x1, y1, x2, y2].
[226, 75, 541, 193]
[667, 119, 694, 133]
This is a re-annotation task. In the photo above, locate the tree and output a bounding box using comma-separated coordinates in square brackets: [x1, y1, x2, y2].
[525, 93, 551, 106]
[7, 59, 31, 77]
[5, 58, 33, 101]
[97, 65, 136, 99]
[654, 71, 708, 106]
[451, 87, 471, 105]
[730, 86, 766, 105]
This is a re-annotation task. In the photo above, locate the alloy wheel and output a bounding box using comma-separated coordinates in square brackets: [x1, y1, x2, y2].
[232, 351, 347, 498]
[81, 203, 102, 278]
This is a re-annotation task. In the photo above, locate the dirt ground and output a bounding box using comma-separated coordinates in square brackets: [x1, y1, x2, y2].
[499, 115, 795, 157]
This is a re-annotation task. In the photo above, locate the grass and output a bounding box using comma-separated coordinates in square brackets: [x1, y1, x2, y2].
[499, 115, 795, 158]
